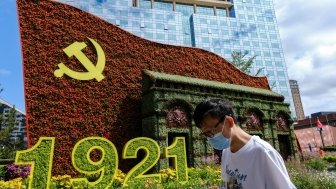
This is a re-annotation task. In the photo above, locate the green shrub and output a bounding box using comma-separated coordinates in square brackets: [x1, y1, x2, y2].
[0, 159, 14, 166]
[0, 149, 16, 159]
[323, 155, 336, 163]
[305, 159, 327, 171]
[287, 160, 336, 189]
[323, 146, 336, 151]
[0, 165, 5, 180]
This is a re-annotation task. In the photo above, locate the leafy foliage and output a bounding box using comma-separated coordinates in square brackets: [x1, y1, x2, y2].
[0, 165, 5, 180]
[0, 106, 25, 160]
[286, 159, 336, 189]
[231, 51, 263, 76]
[323, 155, 336, 163]
[0, 108, 16, 146]
[305, 159, 327, 171]
[323, 146, 336, 151]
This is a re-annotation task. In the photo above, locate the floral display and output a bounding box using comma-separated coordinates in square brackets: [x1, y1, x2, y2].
[18, 0, 270, 175]
[277, 115, 289, 131]
[166, 106, 189, 128]
[5, 163, 30, 181]
[245, 112, 262, 130]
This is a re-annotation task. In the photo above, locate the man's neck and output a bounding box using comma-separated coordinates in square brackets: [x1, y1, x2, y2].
[230, 127, 252, 153]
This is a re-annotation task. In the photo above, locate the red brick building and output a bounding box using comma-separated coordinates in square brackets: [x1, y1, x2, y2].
[294, 113, 336, 155]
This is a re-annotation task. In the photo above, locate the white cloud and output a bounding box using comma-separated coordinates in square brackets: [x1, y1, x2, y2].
[314, 43, 336, 60]
[274, 0, 336, 116]
[287, 54, 313, 81]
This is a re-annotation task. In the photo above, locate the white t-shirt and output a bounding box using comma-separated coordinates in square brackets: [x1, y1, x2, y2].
[221, 136, 296, 189]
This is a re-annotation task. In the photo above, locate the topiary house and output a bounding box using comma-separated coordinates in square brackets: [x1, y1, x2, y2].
[142, 70, 297, 170]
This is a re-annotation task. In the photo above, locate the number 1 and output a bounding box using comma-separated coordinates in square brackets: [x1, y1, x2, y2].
[15, 137, 55, 189]
[163, 137, 188, 182]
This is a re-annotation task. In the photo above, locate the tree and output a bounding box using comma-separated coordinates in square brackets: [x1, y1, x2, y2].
[230, 51, 264, 76]
[0, 108, 16, 144]
[0, 107, 18, 159]
[0, 84, 25, 159]
[231, 51, 277, 89]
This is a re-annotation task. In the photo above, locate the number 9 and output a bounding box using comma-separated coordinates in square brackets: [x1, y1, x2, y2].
[71, 137, 118, 189]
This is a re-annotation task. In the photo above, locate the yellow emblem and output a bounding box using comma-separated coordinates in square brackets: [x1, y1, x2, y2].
[54, 38, 105, 81]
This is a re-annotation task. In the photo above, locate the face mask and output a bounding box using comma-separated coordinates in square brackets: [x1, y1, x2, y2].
[207, 132, 231, 150]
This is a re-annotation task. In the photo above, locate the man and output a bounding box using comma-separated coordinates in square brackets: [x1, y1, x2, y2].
[319, 147, 325, 158]
[193, 98, 296, 189]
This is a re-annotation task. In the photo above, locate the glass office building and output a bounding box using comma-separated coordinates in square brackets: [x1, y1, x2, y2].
[59, 0, 296, 117]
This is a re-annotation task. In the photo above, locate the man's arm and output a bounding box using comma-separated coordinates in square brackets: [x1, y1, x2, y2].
[262, 149, 296, 189]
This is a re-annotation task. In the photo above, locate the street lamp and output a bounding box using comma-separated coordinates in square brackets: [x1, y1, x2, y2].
[316, 127, 325, 148]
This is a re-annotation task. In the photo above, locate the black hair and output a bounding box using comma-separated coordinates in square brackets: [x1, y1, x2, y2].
[193, 98, 236, 128]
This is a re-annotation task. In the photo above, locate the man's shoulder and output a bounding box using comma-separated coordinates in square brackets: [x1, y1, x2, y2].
[251, 136, 276, 152]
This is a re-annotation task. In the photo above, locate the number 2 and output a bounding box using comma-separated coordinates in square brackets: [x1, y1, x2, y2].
[122, 137, 161, 186]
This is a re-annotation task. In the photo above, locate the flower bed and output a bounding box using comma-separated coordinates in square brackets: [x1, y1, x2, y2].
[2, 160, 336, 189]
[0, 165, 223, 189]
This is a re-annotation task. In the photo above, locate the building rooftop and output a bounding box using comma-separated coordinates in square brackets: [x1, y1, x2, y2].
[294, 113, 336, 129]
[0, 98, 25, 115]
[144, 69, 284, 99]
[311, 111, 336, 118]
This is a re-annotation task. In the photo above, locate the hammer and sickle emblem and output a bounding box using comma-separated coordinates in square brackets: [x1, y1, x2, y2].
[54, 37, 105, 82]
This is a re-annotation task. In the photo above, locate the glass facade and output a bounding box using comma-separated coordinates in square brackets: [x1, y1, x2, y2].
[58, 0, 296, 117]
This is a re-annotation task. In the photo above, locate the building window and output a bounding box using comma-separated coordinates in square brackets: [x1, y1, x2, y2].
[279, 81, 287, 87]
[269, 34, 278, 40]
[273, 52, 281, 58]
[139, 0, 151, 8]
[168, 34, 176, 40]
[229, 6, 235, 17]
[261, 42, 268, 48]
[156, 33, 165, 40]
[196, 5, 214, 16]
[175, 3, 194, 16]
[265, 61, 272, 66]
[154, 0, 173, 11]
[248, 15, 254, 21]
[131, 10, 140, 17]
[263, 51, 271, 57]
[96, 0, 106, 4]
[271, 43, 280, 48]
[120, 20, 128, 27]
[267, 70, 275, 76]
[277, 71, 285, 77]
[216, 8, 227, 17]
[275, 61, 283, 67]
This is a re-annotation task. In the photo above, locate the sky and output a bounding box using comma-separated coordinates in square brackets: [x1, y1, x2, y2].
[0, 0, 335, 117]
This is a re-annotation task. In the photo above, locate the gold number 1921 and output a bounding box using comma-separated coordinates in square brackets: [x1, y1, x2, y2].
[15, 136, 188, 189]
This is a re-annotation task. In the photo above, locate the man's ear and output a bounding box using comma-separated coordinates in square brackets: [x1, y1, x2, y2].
[226, 116, 234, 127]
